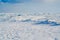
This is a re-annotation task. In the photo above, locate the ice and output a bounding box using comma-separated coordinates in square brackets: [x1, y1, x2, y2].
[0, 22, 60, 40]
[0, 0, 60, 40]
[0, 13, 60, 40]
[0, 13, 60, 26]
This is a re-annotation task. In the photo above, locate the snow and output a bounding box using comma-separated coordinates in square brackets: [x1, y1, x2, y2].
[0, 0, 60, 40]
[0, 13, 60, 40]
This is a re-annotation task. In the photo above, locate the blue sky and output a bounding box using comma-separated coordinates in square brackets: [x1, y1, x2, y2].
[0, 0, 60, 13]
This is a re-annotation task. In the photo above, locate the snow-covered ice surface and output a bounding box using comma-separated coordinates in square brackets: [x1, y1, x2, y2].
[0, 13, 60, 40]
[0, 0, 60, 40]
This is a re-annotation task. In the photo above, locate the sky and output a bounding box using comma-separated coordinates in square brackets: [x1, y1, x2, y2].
[0, 0, 59, 3]
[0, 0, 60, 13]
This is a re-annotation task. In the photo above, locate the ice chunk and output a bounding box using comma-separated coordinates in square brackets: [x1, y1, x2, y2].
[33, 18, 60, 26]
[16, 16, 47, 22]
[48, 19, 60, 26]
[14, 16, 31, 22]
[21, 19, 31, 22]
[49, 22, 58, 26]
[33, 20, 49, 25]
[30, 16, 46, 21]
[30, 16, 49, 24]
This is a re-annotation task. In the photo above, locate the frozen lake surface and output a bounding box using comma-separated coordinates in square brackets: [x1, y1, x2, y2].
[0, 13, 60, 40]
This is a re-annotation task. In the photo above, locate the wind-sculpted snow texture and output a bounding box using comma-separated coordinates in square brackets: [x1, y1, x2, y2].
[0, 13, 60, 40]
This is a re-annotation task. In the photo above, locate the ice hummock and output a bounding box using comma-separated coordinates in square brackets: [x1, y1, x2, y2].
[0, 13, 60, 40]
[0, 13, 60, 26]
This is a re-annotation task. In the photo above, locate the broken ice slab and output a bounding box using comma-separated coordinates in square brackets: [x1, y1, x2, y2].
[30, 16, 46, 21]
[33, 19, 60, 26]
[12, 16, 47, 22]
[48, 19, 60, 26]
[8, 15, 60, 26]
[49, 21, 60, 26]
[21, 19, 31, 22]
[31, 16, 49, 24]
[14, 16, 31, 22]
[33, 20, 49, 25]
